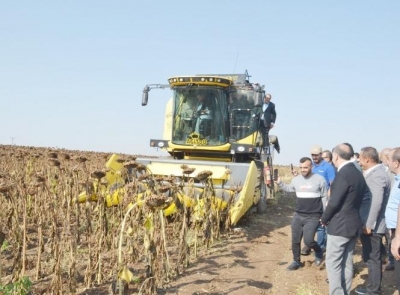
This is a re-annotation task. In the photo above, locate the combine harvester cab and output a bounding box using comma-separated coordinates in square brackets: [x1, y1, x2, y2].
[139, 72, 280, 225]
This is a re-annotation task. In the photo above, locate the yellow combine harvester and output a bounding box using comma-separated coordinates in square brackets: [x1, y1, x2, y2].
[138, 71, 279, 225]
[79, 72, 279, 225]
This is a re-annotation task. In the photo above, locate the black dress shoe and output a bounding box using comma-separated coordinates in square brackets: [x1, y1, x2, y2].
[385, 262, 395, 271]
[287, 260, 302, 271]
[301, 246, 311, 255]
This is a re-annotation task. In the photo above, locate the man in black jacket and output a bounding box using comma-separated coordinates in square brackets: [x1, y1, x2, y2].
[259, 93, 276, 153]
[321, 143, 367, 295]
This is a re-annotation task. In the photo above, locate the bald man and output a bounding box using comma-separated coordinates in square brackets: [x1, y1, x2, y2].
[321, 143, 367, 295]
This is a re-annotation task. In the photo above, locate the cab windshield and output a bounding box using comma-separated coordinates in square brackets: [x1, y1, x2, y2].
[172, 87, 229, 146]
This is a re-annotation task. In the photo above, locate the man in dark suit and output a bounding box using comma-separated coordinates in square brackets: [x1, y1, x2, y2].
[321, 143, 367, 295]
[259, 93, 276, 153]
[355, 147, 391, 295]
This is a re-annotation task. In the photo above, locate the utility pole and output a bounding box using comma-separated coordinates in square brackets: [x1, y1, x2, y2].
[11, 137, 15, 145]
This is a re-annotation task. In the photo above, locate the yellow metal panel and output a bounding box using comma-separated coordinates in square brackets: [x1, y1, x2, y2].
[168, 142, 232, 152]
[183, 156, 232, 162]
[145, 161, 229, 180]
[229, 161, 258, 225]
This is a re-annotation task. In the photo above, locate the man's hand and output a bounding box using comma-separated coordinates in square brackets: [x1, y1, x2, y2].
[292, 170, 298, 176]
[391, 236, 400, 260]
[362, 227, 372, 235]
[320, 219, 326, 227]
[274, 176, 281, 185]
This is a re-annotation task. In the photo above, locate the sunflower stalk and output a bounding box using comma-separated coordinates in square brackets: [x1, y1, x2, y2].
[159, 209, 171, 277]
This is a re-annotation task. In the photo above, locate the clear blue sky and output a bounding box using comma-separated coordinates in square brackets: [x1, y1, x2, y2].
[1, 1, 399, 165]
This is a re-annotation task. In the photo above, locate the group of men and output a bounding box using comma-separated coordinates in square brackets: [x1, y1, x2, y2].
[275, 144, 400, 295]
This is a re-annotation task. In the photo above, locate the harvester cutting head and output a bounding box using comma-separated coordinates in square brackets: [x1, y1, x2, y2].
[77, 153, 261, 226]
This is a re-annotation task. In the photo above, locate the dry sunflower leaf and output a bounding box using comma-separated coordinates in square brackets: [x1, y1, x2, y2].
[118, 265, 135, 283]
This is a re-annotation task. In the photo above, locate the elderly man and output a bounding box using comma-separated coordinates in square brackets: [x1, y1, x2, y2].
[321, 143, 367, 295]
[322, 150, 334, 166]
[355, 147, 391, 295]
[258, 93, 276, 154]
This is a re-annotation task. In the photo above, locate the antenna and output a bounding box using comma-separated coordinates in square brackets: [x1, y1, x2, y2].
[233, 53, 239, 73]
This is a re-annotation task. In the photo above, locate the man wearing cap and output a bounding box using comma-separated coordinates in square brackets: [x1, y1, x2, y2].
[259, 93, 276, 154]
[310, 145, 336, 191]
[301, 145, 336, 255]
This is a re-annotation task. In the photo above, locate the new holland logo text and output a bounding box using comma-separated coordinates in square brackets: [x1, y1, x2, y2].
[186, 133, 207, 145]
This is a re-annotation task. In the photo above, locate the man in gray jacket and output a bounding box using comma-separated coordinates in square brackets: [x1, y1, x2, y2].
[356, 147, 391, 295]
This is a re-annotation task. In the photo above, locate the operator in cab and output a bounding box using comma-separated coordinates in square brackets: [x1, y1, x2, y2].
[194, 92, 212, 137]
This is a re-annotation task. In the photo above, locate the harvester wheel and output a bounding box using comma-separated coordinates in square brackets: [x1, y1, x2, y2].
[255, 160, 267, 213]
[257, 181, 267, 213]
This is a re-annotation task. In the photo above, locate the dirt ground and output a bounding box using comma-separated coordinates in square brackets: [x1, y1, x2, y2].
[151, 196, 398, 295]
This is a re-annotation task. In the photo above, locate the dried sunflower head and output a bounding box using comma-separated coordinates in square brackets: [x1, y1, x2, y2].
[76, 156, 88, 163]
[123, 161, 138, 169]
[164, 175, 175, 183]
[34, 173, 46, 183]
[138, 173, 150, 181]
[197, 170, 213, 181]
[145, 194, 173, 210]
[231, 185, 243, 193]
[48, 158, 61, 167]
[0, 182, 11, 193]
[48, 152, 58, 159]
[91, 170, 106, 180]
[117, 158, 127, 163]
[136, 164, 146, 172]
[61, 153, 70, 160]
[158, 184, 171, 193]
[180, 164, 188, 170]
[183, 168, 195, 175]
[154, 175, 164, 182]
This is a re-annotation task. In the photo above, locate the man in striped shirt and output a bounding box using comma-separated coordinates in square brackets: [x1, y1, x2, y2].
[275, 157, 327, 270]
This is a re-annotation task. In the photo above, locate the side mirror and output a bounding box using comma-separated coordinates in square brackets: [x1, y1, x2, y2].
[141, 86, 150, 106]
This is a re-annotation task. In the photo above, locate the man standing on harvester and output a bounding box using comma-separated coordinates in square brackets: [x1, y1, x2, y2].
[259, 93, 276, 154]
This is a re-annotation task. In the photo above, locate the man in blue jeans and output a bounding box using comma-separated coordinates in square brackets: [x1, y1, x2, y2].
[301, 145, 336, 255]
[275, 157, 327, 270]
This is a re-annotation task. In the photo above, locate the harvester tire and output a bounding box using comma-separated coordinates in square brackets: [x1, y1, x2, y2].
[257, 182, 267, 213]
